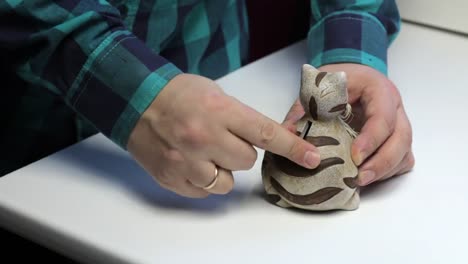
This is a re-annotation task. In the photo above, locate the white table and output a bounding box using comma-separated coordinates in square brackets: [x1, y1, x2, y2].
[397, 0, 468, 34]
[1, 23, 468, 264]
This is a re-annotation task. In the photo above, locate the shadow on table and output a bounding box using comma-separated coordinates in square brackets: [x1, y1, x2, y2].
[53, 136, 410, 214]
[54, 142, 251, 214]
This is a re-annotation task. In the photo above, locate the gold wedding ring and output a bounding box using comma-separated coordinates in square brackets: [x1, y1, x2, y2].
[203, 166, 219, 190]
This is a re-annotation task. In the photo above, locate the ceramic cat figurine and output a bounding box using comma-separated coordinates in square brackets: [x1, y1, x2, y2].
[261, 64, 359, 211]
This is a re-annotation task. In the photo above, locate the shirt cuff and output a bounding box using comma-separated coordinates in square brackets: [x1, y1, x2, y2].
[307, 11, 389, 75]
[67, 30, 182, 149]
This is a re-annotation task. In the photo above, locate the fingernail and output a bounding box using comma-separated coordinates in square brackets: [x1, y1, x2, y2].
[304, 151, 320, 168]
[358, 170, 375, 186]
[354, 151, 365, 166]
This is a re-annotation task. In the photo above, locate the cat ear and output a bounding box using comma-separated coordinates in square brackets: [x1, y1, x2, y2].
[300, 64, 321, 119]
[328, 71, 348, 94]
[301, 64, 320, 87]
[331, 71, 347, 84]
[302, 64, 330, 92]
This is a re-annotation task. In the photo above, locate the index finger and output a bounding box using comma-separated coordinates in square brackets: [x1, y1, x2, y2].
[227, 101, 320, 168]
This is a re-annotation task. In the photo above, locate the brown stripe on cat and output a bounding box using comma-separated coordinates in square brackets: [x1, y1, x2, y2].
[343, 175, 358, 189]
[306, 136, 340, 147]
[329, 104, 347, 113]
[315, 72, 327, 87]
[273, 155, 344, 177]
[309, 96, 318, 120]
[271, 177, 342, 205]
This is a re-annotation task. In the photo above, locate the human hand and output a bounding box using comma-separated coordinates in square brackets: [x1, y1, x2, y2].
[283, 63, 414, 186]
[127, 74, 320, 198]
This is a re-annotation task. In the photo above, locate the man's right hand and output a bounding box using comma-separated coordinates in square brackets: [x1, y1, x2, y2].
[127, 74, 320, 198]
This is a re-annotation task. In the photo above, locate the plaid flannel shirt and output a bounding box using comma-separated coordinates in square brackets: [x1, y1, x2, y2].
[0, 0, 400, 175]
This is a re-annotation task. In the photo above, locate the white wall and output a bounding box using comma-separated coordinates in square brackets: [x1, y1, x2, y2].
[397, 0, 468, 34]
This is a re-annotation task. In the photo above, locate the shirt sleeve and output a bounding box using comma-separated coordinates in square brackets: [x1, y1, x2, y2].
[0, 1, 182, 149]
[308, 0, 401, 75]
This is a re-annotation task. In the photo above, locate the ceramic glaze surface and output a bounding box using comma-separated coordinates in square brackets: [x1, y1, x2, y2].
[262, 64, 359, 211]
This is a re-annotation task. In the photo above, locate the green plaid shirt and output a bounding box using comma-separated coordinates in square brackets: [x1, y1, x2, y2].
[0, 0, 400, 175]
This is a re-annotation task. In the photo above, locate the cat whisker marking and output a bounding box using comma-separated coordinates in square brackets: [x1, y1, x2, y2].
[329, 104, 347, 113]
[320, 89, 334, 98]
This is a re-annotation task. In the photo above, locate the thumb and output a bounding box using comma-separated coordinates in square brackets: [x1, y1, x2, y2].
[282, 99, 305, 133]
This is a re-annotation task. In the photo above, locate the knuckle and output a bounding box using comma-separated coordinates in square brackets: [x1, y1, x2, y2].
[163, 149, 184, 162]
[379, 157, 394, 175]
[404, 127, 413, 147]
[221, 186, 234, 195]
[219, 174, 235, 195]
[366, 135, 379, 155]
[186, 171, 206, 187]
[259, 121, 276, 147]
[286, 139, 302, 162]
[388, 81, 403, 104]
[178, 121, 208, 147]
[406, 152, 416, 169]
[382, 115, 395, 134]
[242, 149, 258, 170]
[219, 183, 234, 195]
[201, 90, 229, 112]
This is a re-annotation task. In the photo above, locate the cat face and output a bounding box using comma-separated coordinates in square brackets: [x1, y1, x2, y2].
[300, 64, 348, 121]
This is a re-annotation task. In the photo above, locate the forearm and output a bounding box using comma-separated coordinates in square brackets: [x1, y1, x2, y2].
[308, 0, 401, 75]
[0, 1, 181, 148]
